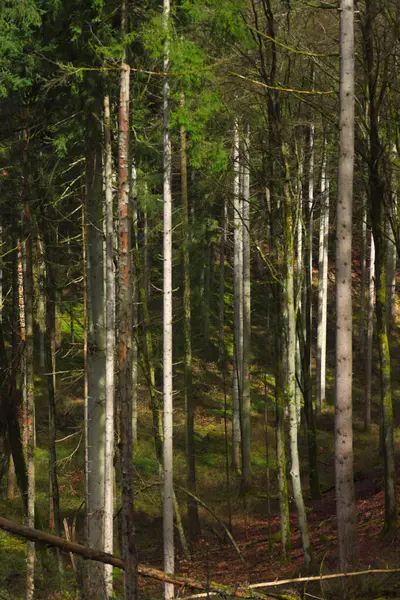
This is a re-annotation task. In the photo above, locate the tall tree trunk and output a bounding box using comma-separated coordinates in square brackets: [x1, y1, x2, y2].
[17, 240, 27, 449]
[85, 115, 106, 595]
[283, 180, 313, 570]
[180, 94, 200, 541]
[163, 1, 174, 598]
[385, 204, 396, 332]
[131, 163, 138, 446]
[24, 131, 36, 600]
[118, 4, 138, 590]
[103, 93, 115, 598]
[359, 199, 367, 356]
[301, 124, 320, 498]
[41, 223, 62, 571]
[219, 200, 232, 531]
[365, 229, 375, 432]
[316, 144, 329, 412]
[7, 238, 28, 513]
[335, 0, 358, 571]
[241, 122, 252, 493]
[295, 191, 303, 426]
[232, 118, 242, 472]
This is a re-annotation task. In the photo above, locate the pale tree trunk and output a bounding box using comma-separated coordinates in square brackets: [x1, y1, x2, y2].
[335, 0, 358, 572]
[85, 115, 106, 596]
[36, 236, 46, 369]
[103, 93, 115, 598]
[131, 162, 138, 446]
[232, 118, 242, 472]
[300, 126, 320, 500]
[295, 193, 303, 426]
[385, 202, 396, 332]
[302, 123, 314, 414]
[118, 6, 138, 590]
[241, 122, 251, 493]
[365, 229, 375, 432]
[180, 94, 200, 541]
[24, 135, 35, 600]
[163, 1, 174, 598]
[316, 145, 330, 412]
[283, 181, 313, 570]
[359, 200, 367, 355]
[17, 240, 27, 449]
[219, 200, 232, 531]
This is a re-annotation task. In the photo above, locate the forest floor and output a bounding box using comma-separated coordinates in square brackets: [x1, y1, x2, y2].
[1, 269, 400, 599]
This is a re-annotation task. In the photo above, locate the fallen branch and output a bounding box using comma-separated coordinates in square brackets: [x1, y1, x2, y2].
[183, 568, 400, 598]
[0, 517, 267, 599]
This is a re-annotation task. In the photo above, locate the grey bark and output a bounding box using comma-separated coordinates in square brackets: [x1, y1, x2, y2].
[232, 118, 242, 472]
[364, 229, 374, 432]
[241, 122, 252, 493]
[335, 0, 358, 572]
[163, 2, 174, 597]
[316, 145, 329, 412]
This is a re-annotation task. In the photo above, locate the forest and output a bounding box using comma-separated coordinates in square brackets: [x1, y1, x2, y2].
[0, 0, 400, 598]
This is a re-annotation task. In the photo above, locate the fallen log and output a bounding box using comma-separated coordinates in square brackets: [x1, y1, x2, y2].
[0, 516, 269, 599]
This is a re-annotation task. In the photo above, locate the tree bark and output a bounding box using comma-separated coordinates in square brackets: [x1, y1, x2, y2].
[283, 178, 313, 570]
[335, 0, 358, 572]
[365, 229, 375, 432]
[275, 329, 291, 562]
[359, 200, 367, 356]
[85, 108, 107, 596]
[180, 93, 200, 541]
[163, 2, 174, 598]
[316, 143, 329, 412]
[232, 118, 242, 472]
[241, 122, 252, 494]
[118, 22, 138, 591]
[23, 128, 35, 600]
[103, 92, 115, 598]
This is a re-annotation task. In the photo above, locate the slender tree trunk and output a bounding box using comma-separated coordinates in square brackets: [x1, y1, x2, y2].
[118, 7, 138, 589]
[131, 163, 138, 446]
[365, 229, 375, 432]
[23, 128, 35, 600]
[302, 126, 319, 499]
[232, 118, 242, 472]
[316, 145, 329, 412]
[8, 238, 28, 513]
[241, 122, 252, 493]
[17, 240, 27, 449]
[219, 200, 232, 531]
[163, 2, 174, 598]
[82, 205, 89, 548]
[385, 204, 396, 332]
[85, 113, 107, 596]
[284, 181, 313, 570]
[42, 225, 62, 550]
[295, 193, 303, 426]
[275, 327, 290, 562]
[103, 93, 115, 598]
[180, 94, 200, 541]
[359, 200, 367, 355]
[335, 0, 358, 572]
